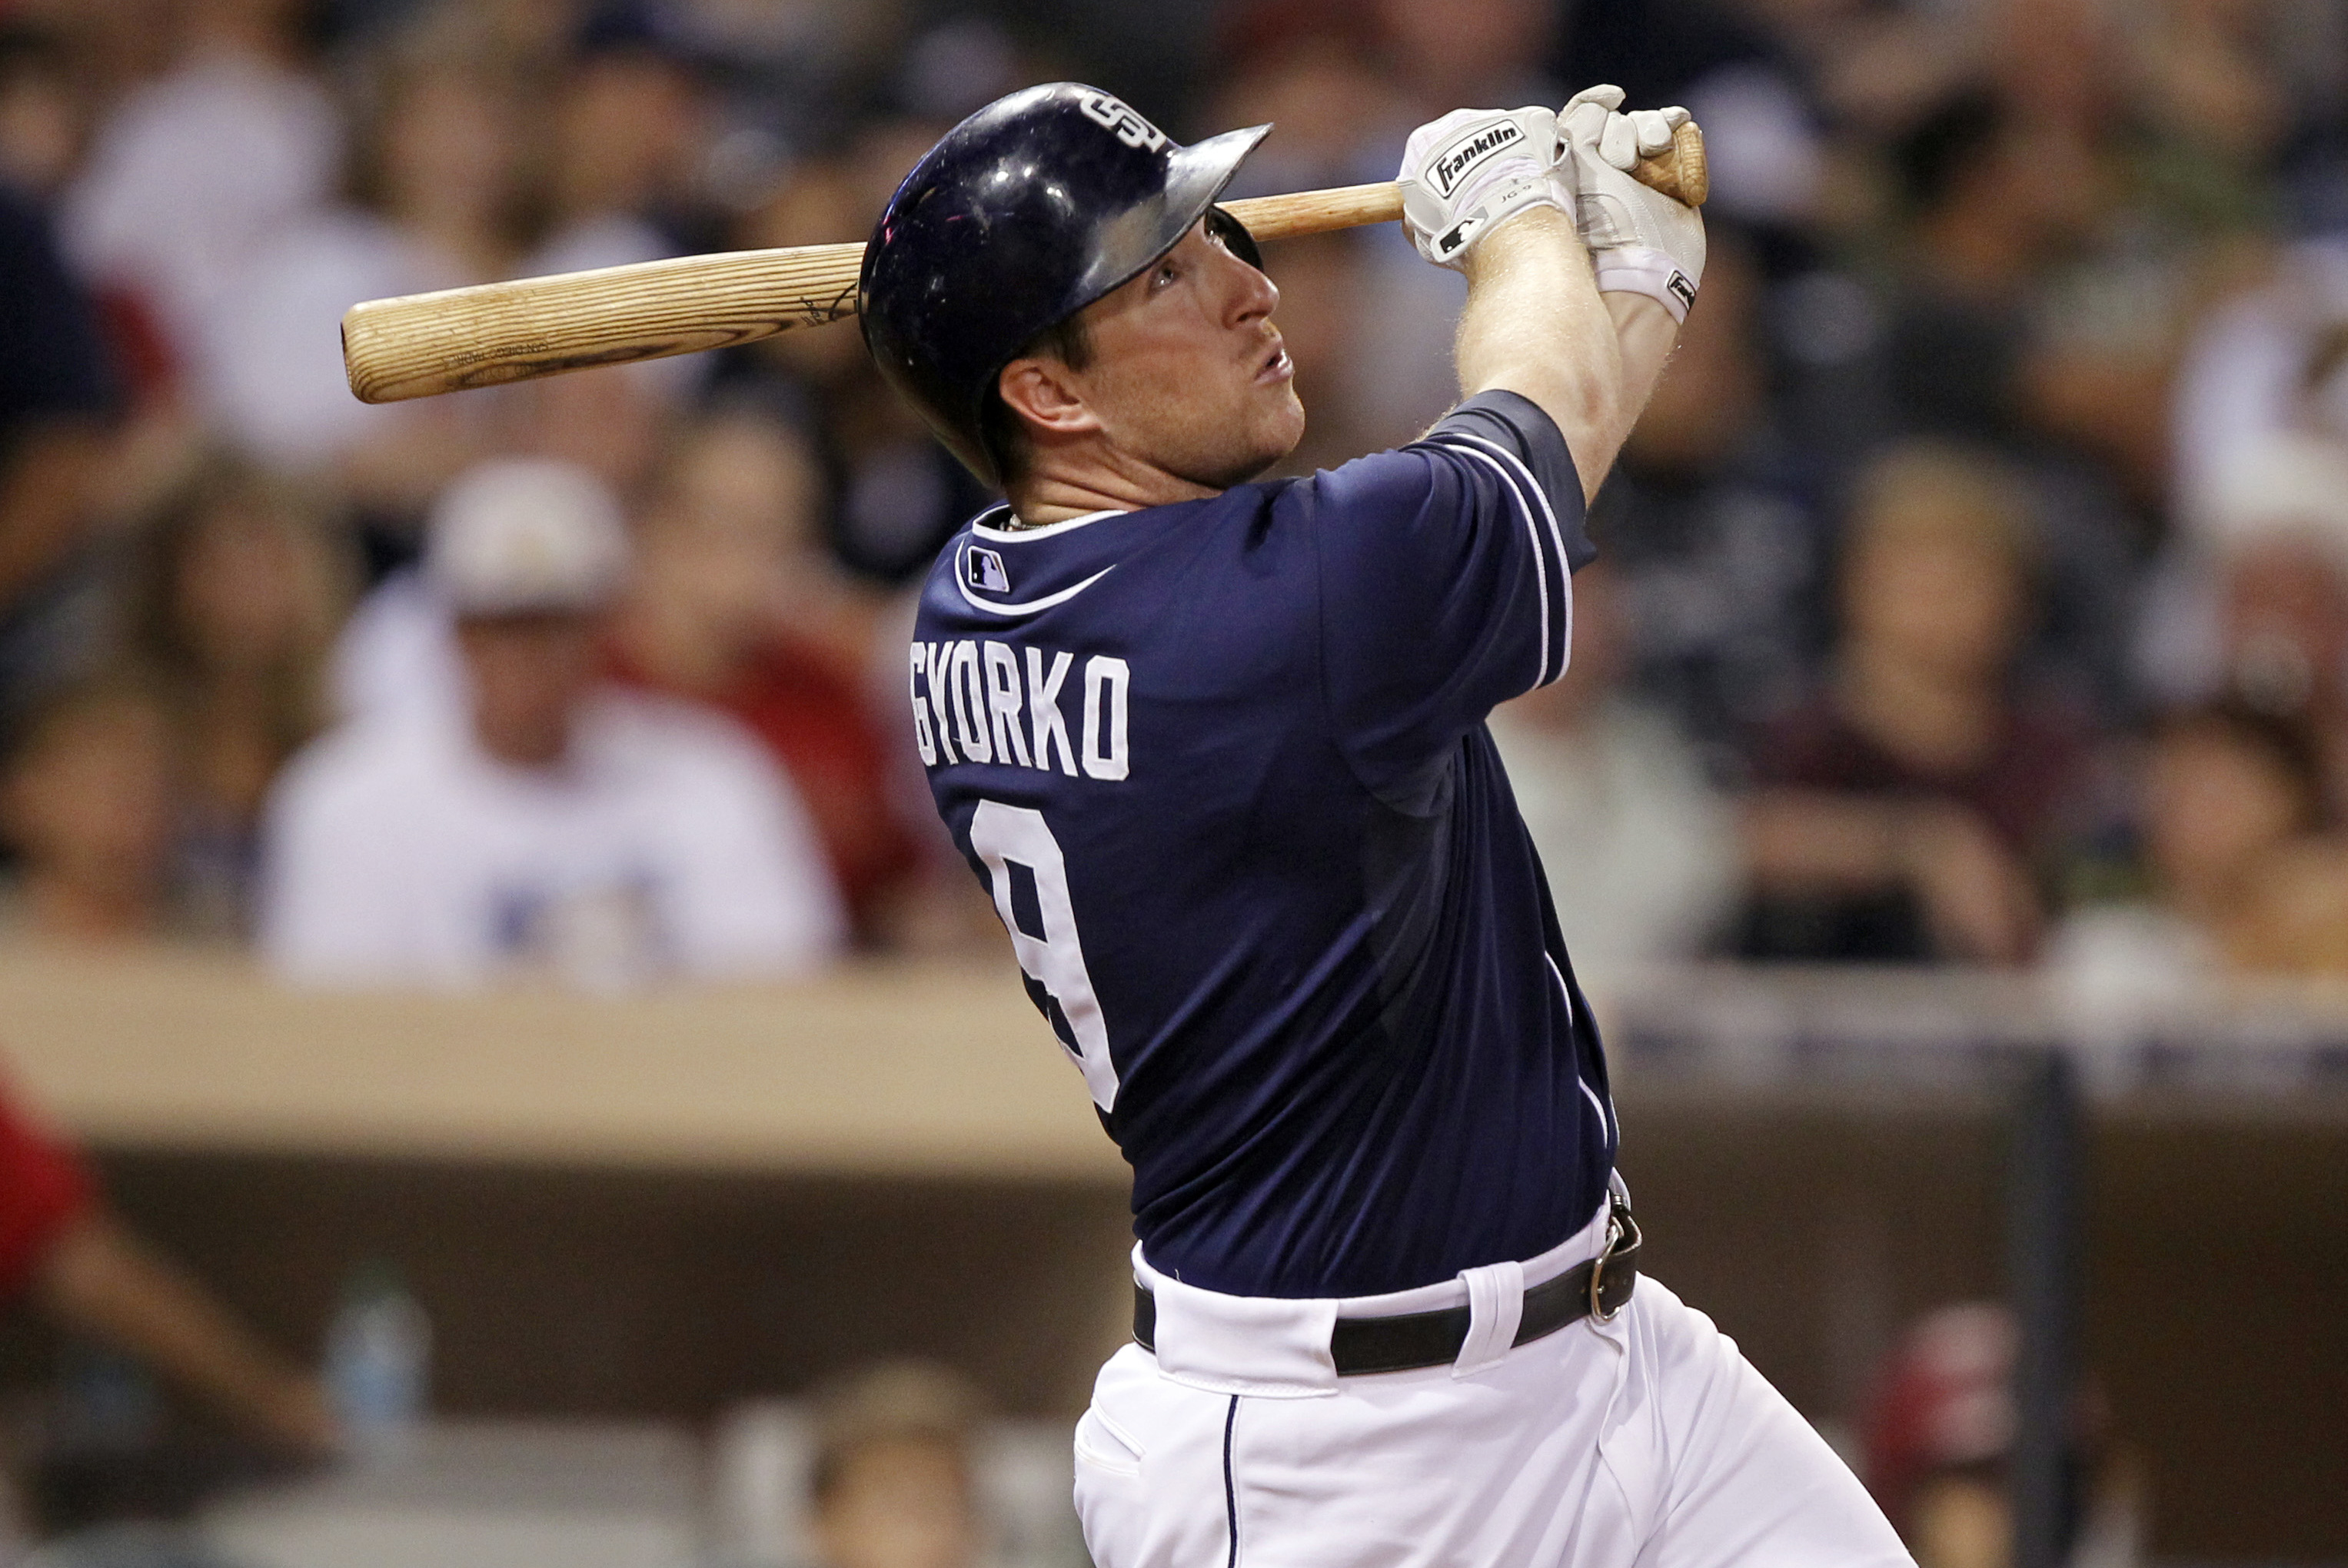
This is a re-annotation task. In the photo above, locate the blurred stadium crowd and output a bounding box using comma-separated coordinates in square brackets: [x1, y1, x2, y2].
[0, 0, 2343, 988]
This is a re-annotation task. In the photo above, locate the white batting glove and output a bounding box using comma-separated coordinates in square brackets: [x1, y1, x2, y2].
[1560, 85, 1706, 321]
[1395, 105, 1568, 270]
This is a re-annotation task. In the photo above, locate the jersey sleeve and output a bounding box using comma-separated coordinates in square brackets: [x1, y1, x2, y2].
[1310, 389, 1593, 807]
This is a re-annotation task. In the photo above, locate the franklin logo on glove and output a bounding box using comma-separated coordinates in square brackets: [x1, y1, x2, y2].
[1433, 121, 1526, 198]
[1396, 105, 1567, 272]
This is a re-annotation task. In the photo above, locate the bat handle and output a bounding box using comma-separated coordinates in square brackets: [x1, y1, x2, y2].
[1629, 121, 1708, 208]
[1222, 182, 1405, 241]
[1219, 128, 1707, 248]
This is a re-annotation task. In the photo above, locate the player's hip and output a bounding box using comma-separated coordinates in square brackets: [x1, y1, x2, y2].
[1076, 1202, 1913, 1568]
[1083, 1194, 1625, 1563]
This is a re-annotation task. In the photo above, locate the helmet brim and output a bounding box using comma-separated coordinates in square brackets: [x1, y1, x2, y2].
[1066, 121, 1272, 308]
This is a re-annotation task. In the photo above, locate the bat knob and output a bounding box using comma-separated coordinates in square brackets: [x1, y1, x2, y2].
[1631, 121, 1708, 208]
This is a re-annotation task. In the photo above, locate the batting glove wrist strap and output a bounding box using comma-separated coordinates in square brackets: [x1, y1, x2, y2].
[1397, 106, 1568, 271]
[1592, 245, 1698, 322]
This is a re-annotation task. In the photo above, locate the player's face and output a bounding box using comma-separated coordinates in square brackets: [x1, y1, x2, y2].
[1072, 220, 1305, 490]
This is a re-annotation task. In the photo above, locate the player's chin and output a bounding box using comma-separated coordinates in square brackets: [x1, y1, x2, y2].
[1203, 399, 1305, 488]
[1251, 385, 1306, 467]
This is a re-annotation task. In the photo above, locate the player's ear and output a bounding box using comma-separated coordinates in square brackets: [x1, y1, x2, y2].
[998, 356, 1100, 440]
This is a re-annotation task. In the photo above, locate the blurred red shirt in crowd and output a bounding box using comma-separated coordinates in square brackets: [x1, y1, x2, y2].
[0, 1075, 94, 1298]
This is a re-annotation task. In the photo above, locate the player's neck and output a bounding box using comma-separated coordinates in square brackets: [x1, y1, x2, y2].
[1006, 450, 1223, 527]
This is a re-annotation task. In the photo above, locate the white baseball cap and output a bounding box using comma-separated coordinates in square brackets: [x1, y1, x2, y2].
[2196, 429, 2348, 571]
[424, 458, 630, 616]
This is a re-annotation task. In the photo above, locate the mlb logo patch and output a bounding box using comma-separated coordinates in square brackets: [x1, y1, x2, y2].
[967, 546, 1011, 593]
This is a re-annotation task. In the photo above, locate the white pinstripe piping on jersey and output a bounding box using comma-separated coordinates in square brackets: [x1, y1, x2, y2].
[1546, 952, 1617, 1144]
[956, 508, 1127, 613]
[1432, 430, 1575, 600]
[1423, 430, 1575, 689]
[1419, 438, 1551, 683]
[953, 556, 1116, 616]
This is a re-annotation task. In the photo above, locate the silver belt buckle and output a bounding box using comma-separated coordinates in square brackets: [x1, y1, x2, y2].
[1588, 1198, 1640, 1324]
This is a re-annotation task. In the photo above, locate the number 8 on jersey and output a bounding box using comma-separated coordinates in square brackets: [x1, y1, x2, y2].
[969, 799, 1119, 1110]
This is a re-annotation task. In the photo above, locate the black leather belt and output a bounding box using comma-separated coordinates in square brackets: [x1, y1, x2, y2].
[1133, 1193, 1641, 1377]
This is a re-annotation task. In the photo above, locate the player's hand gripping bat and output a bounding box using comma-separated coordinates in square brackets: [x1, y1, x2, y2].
[341, 122, 1705, 405]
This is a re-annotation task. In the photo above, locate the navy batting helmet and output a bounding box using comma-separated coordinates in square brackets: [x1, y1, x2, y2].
[859, 83, 1270, 490]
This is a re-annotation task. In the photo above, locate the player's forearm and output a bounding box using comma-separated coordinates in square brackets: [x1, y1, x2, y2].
[1605, 292, 1679, 426]
[1455, 209, 1626, 504]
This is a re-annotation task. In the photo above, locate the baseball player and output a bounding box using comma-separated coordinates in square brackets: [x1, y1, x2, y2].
[863, 82, 1912, 1567]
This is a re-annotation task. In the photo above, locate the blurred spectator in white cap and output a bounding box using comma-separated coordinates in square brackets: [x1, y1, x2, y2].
[258, 457, 843, 989]
[2138, 427, 2348, 813]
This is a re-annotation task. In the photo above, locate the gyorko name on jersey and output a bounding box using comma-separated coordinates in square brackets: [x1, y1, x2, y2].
[910, 639, 1132, 781]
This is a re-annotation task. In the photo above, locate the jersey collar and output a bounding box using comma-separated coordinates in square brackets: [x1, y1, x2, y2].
[972, 507, 1132, 542]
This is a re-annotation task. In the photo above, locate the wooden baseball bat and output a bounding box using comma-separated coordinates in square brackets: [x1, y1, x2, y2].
[341, 121, 1706, 406]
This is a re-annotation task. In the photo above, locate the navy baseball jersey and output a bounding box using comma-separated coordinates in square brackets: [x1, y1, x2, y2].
[910, 390, 1614, 1299]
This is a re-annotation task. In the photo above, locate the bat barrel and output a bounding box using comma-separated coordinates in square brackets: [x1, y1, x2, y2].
[341, 242, 869, 404]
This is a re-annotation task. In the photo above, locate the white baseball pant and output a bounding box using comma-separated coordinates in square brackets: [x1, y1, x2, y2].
[1074, 1196, 1914, 1568]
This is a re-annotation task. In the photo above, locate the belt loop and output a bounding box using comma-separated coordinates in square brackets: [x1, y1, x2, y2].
[1452, 1259, 1525, 1377]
